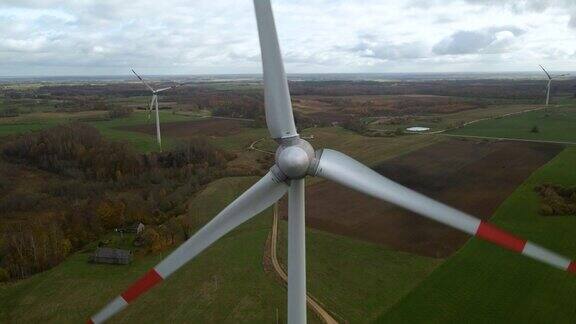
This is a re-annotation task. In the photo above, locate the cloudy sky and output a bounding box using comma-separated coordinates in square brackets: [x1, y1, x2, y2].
[1, 0, 575, 76]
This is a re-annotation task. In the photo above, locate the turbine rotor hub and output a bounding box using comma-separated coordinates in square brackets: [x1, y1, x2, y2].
[275, 137, 315, 179]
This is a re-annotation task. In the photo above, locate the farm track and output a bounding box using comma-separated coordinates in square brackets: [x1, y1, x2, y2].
[268, 203, 340, 324]
[248, 138, 275, 155]
[248, 135, 314, 155]
[441, 133, 576, 145]
[421, 105, 549, 134]
[453, 105, 548, 129]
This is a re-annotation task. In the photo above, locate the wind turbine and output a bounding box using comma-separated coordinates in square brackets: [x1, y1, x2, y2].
[89, 2, 575, 323]
[539, 65, 568, 106]
[131, 69, 191, 151]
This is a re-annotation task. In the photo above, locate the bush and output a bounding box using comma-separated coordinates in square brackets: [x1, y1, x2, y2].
[531, 125, 539, 133]
[0, 267, 9, 283]
[0, 192, 44, 213]
[341, 118, 369, 135]
[107, 106, 133, 119]
[0, 107, 19, 117]
[157, 138, 232, 169]
[535, 184, 576, 216]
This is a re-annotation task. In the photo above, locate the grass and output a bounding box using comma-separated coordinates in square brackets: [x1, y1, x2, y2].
[0, 97, 64, 113]
[88, 111, 199, 152]
[276, 221, 442, 323]
[0, 111, 107, 136]
[208, 127, 269, 152]
[377, 146, 576, 323]
[0, 176, 291, 323]
[448, 100, 576, 143]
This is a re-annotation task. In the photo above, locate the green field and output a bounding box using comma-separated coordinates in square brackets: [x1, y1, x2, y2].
[0, 111, 103, 136]
[276, 221, 441, 323]
[368, 104, 545, 134]
[377, 146, 576, 323]
[89, 111, 200, 152]
[448, 101, 576, 143]
[0, 110, 202, 152]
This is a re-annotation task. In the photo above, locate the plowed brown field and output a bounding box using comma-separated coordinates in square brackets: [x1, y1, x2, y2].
[280, 139, 562, 258]
[120, 118, 248, 138]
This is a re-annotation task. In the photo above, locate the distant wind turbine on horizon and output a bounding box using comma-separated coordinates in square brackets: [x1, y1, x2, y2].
[539, 65, 568, 106]
[131, 69, 192, 151]
[89, 2, 576, 323]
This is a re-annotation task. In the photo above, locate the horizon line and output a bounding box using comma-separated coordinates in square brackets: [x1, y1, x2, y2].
[0, 71, 574, 79]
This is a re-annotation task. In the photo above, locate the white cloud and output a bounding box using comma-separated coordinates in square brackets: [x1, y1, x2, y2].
[432, 27, 525, 55]
[0, 0, 574, 76]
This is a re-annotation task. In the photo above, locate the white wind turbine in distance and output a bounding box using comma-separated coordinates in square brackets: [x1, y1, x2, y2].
[539, 65, 568, 106]
[131, 69, 191, 151]
[89, 2, 576, 323]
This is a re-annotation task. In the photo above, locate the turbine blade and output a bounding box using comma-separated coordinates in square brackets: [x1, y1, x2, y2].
[546, 81, 551, 106]
[313, 149, 576, 273]
[155, 80, 194, 93]
[288, 178, 306, 324]
[253, 0, 298, 140]
[131, 69, 155, 92]
[155, 86, 173, 93]
[539, 65, 552, 80]
[148, 95, 155, 122]
[88, 172, 288, 324]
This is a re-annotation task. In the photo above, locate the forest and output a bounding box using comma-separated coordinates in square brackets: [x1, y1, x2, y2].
[289, 79, 576, 100]
[0, 123, 235, 280]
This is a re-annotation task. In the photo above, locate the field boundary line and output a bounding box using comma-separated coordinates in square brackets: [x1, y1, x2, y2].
[441, 133, 576, 145]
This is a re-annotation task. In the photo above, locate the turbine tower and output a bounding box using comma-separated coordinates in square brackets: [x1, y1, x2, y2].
[539, 65, 568, 106]
[89, 2, 575, 323]
[131, 69, 191, 151]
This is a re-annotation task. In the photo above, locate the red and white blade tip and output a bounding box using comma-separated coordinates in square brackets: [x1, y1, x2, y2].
[474, 221, 576, 273]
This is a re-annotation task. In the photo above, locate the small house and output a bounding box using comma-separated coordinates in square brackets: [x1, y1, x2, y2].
[119, 222, 145, 234]
[90, 247, 133, 265]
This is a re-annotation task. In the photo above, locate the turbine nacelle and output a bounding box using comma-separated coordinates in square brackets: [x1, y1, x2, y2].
[273, 137, 316, 180]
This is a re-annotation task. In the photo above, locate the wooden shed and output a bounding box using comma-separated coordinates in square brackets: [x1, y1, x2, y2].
[90, 247, 133, 265]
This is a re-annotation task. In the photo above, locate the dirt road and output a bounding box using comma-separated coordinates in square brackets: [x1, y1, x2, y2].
[248, 138, 274, 155]
[268, 204, 339, 324]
